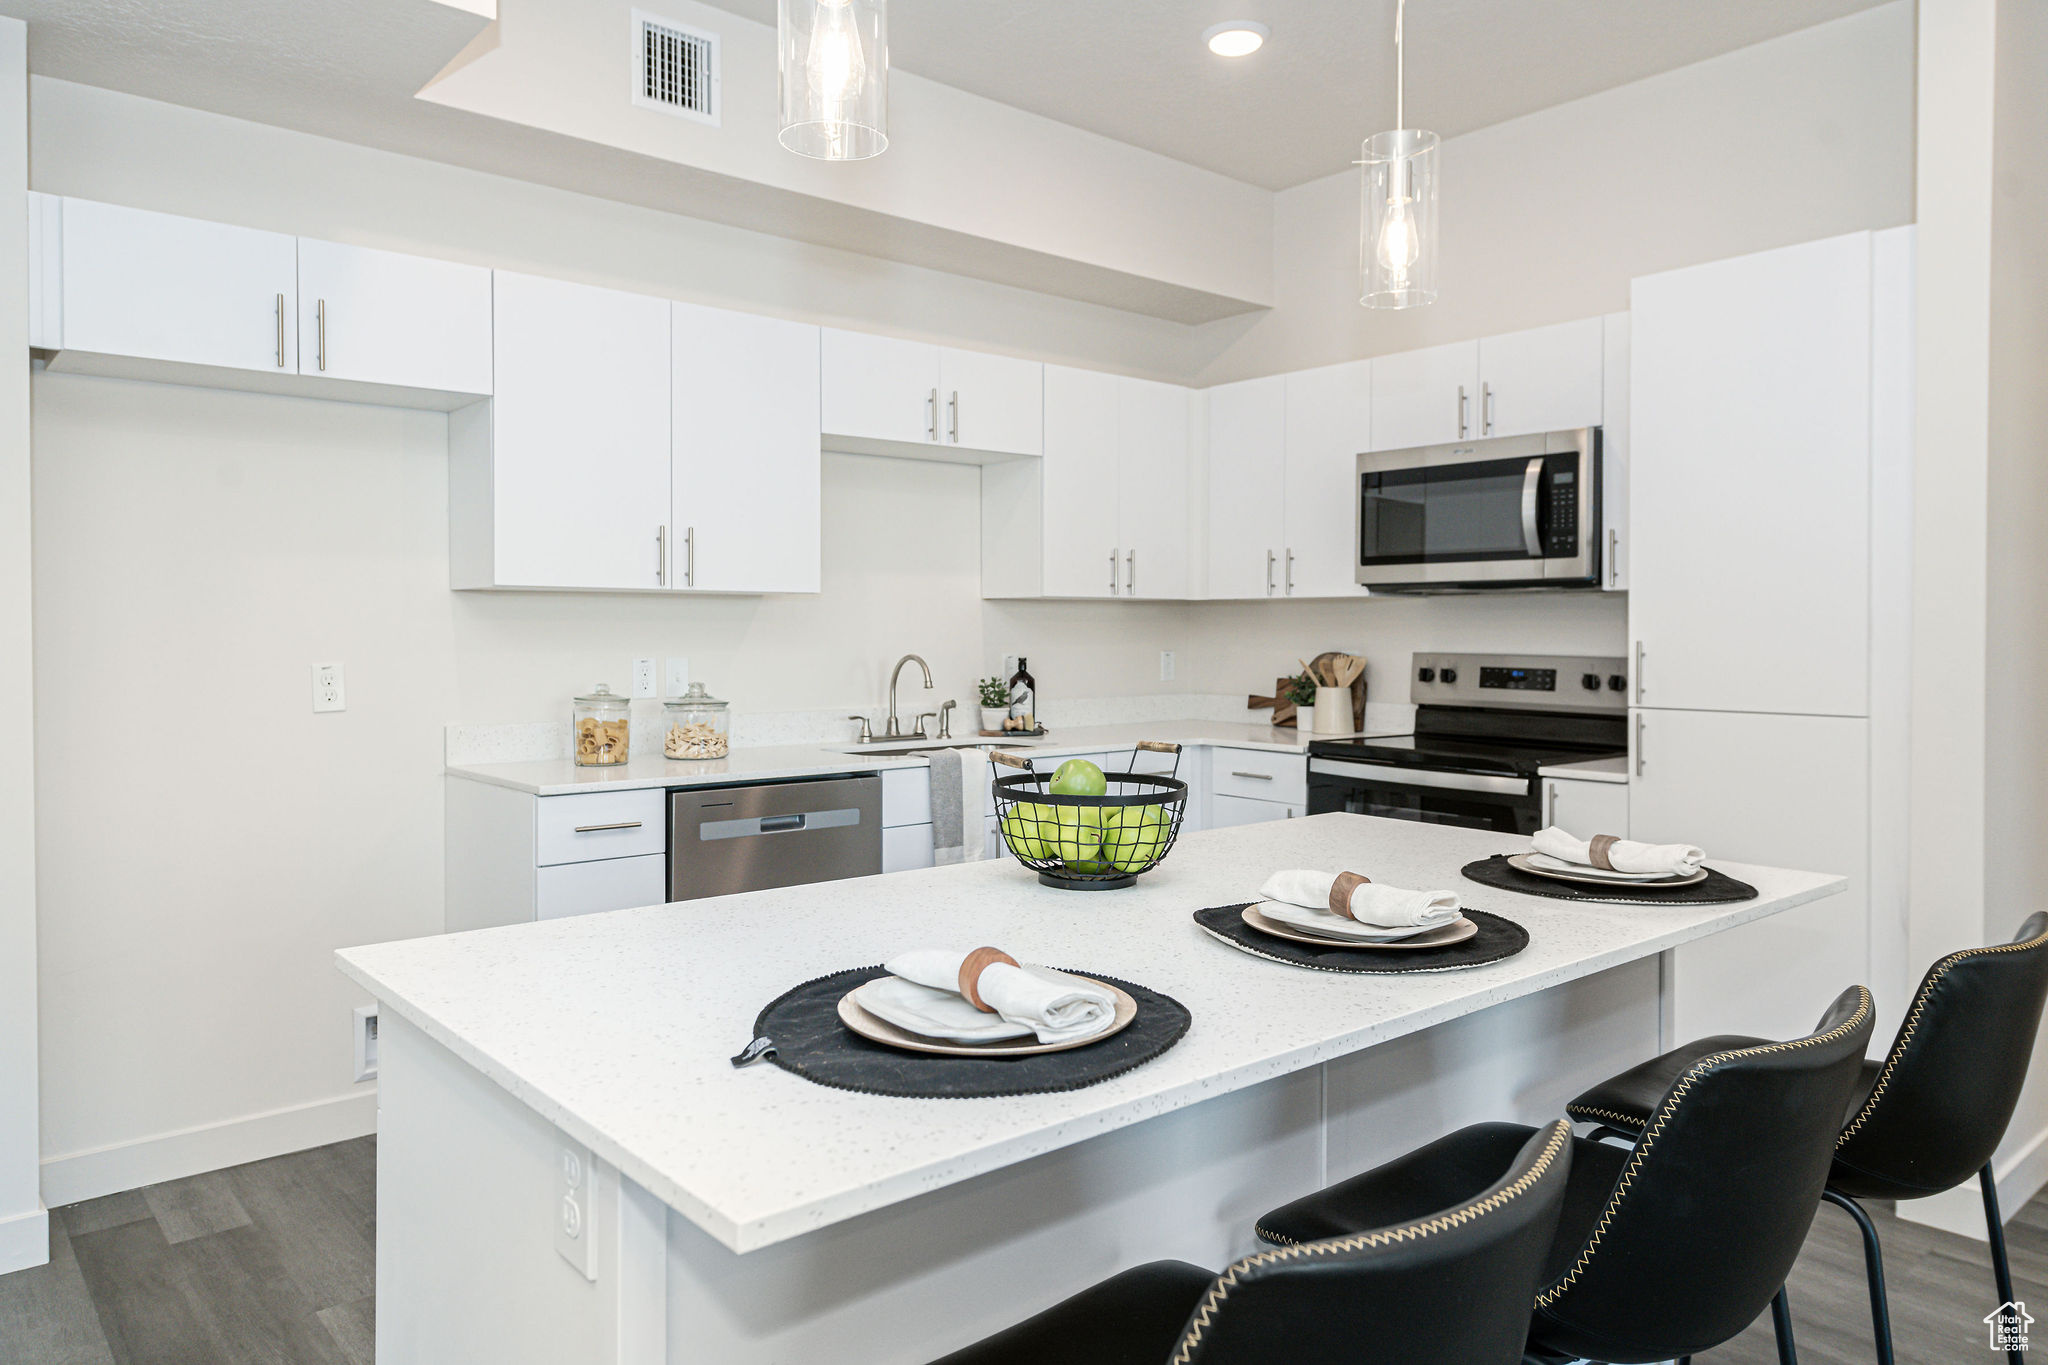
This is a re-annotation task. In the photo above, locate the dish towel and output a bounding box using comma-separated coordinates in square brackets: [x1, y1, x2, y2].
[1258, 869, 1461, 931]
[887, 947, 1114, 1044]
[1531, 826, 1705, 877]
[928, 749, 992, 865]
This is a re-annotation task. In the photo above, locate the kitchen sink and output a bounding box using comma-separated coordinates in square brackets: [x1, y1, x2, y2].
[824, 738, 1048, 758]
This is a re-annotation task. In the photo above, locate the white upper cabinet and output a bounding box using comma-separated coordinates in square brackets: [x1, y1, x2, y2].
[1475, 317, 1604, 439]
[452, 271, 672, 591]
[940, 347, 1044, 457]
[295, 238, 492, 396]
[1205, 376, 1288, 599]
[821, 329, 1043, 458]
[1116, 377, 1190, 600]
[1368, 341, 1478, 450]
[56, 197, 299, 374]
[1282, 360, 1370, 598]
[1037, 366, 1122, 598]
[821, 329, 942, 447]
[1629, 232, 1874, 717]
[1599, 312, 1630, 592]
[672, 302, 822, 594]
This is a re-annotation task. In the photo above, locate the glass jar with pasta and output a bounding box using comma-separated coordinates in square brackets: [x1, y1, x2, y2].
[663, 682, 730, 760]
[572, 684, 631, 766]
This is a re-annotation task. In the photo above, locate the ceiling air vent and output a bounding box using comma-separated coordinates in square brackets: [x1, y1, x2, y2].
[634, 11, 720, 126]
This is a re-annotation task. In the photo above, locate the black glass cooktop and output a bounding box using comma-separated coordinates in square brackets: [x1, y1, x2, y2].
[1308, 704, 1627, 779]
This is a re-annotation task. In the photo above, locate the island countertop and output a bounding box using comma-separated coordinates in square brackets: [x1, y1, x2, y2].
[336, 814, 1843, 1254]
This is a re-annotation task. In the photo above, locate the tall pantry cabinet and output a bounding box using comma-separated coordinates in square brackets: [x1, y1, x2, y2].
[1627, 227, 1914, 1047]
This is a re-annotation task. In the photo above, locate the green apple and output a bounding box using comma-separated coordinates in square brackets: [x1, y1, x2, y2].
[1000, 802, 1056, 860]
[1050, 804, 1106, 868]
[1101, 804, 1171, 872]
[1049, 758, 1108, 797]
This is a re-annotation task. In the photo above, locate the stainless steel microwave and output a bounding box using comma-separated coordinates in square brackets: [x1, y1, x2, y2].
[1355, 427, 1602, 591]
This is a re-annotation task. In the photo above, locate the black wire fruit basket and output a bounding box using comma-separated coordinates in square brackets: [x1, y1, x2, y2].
[989, 741, 1188, 890]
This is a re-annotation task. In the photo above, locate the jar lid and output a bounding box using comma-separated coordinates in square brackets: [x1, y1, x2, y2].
[665, 681, 727, 710]
[574, 683, 627, 705]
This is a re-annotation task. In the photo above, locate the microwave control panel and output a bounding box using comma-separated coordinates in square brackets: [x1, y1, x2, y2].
[1544, 456, 1580, 557]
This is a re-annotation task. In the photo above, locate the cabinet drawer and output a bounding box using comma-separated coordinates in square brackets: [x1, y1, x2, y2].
[1211, 749, 1307, 804]
[883, 823, 935, 873]
[882, 767, 932, 828]
[536, 788, 666, 866]
[535, 854, 667, 921]
[1210, 793, 1302, 827]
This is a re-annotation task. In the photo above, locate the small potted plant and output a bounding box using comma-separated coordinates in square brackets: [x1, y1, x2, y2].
[977, 676, 1011, 733]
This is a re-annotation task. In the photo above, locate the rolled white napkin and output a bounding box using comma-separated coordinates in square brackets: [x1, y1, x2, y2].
[1257, 869, 1461, 932]
[1531, 826, 1704, 877]
[885, 948, 1116, 1044]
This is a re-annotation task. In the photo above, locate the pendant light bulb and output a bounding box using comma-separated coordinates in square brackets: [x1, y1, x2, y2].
[778, 0, 888, 160]
[1359, 0, 1438, 308]
[806, 0, 865, 108]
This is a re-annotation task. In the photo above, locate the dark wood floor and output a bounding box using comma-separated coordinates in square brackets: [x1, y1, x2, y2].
[0, 1132, 2038, 1363]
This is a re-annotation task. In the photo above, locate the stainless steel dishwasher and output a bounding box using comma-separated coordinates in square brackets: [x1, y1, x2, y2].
[668, 775, 883, 901]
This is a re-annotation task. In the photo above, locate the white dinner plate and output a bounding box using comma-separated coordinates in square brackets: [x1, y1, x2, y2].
[839, 970, 1136, 1057]
[1242, 905, 1479, 950]
[1511, 853, 1708, 889]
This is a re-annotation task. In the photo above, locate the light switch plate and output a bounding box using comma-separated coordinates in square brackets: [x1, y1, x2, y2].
[352, 1005, 379, 1082]
[1159, 651, 1176, 681]
[631, 658, 657, 699]
[312, 663, 345, 713]
[665, 657, 690, 698]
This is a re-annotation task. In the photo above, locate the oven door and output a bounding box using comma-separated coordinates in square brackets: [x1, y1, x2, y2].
[1306, 757, 1539, 834]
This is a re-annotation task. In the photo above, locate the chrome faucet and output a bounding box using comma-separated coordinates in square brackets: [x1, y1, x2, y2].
[885, 654, 934, 738]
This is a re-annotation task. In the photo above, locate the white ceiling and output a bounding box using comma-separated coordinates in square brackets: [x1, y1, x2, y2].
[698, 0, 1895, 189]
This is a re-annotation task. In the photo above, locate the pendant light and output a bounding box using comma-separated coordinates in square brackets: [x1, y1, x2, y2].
[778, 0, 888, 160]
[1359, 0, 1438, 308]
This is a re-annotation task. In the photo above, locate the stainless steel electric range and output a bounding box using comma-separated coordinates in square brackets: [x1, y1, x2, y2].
[1307, 652, 1629, 834]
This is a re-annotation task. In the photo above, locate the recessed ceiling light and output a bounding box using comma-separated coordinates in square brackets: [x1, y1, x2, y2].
[1203, 21, 1269, 57]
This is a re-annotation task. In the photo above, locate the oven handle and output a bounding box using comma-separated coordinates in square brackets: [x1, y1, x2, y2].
[1521, 456, 1543, 558]
[1310, 757, 1530, 796]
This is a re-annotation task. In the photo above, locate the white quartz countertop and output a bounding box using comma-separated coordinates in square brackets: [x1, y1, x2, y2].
[446, 720, 1376, 796]
[1536, 755, 1630, 784]
[337, 815, 1841, 1254]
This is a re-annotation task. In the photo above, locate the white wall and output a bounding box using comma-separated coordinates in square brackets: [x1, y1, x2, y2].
[1188, 2, 1916, 386]
[0, 16, 43, 1273]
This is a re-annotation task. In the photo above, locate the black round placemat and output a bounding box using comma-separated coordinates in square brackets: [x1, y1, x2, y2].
[1192, 905, 1529, 974]
[737, 966, 1191, 1098]
[1460, 855, 1759, 905]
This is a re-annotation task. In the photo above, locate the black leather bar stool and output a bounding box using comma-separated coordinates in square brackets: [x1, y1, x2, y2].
[1258, 986, 1874, 1365]
[927, 1119, 1572, 1365]
[1567, 913, 2048, 1365]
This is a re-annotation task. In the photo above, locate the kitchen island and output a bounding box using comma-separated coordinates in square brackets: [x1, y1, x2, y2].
[338, 814, 1846, 1365]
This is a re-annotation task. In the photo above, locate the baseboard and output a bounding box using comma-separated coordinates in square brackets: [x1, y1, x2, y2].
[40, 1089, 377, 1209]
[0, 1205, 49, 1275]
[1893, 1121, 2048, 1241]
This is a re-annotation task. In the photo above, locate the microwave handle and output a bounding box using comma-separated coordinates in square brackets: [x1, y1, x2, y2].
[1520, 457, 1544, 557]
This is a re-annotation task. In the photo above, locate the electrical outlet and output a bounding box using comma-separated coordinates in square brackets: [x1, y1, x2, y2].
[632, 658, 657, 699]
[665, 657, 690, 698]
[555, 1140, 596, 1279]
[352, 1005, 379, 1081]
[312, 662, 345, 713]
[1160, 650, 1176, 681]
[1002, 655, 1018, 680]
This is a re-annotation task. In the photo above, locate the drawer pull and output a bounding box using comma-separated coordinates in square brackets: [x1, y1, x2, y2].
[573, 820, 644, 833]
[1231, 770, 1274, 781]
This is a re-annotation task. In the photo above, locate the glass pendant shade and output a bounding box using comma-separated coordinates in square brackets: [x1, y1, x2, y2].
[778, 0, 888, 160]
[1359, 128, 1439, 309]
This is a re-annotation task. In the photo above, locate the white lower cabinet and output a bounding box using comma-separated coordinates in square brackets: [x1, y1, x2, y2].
[536, 854, 666, 921]
[1629, 708, 1869, 1045]
[882, 767, 935, 872]
[1540, 776, 1627, 837]
[1210, 793, 1302, 826]
[883, 824, 936, 873]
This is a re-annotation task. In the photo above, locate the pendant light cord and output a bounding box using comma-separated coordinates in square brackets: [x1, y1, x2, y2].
[1394, 0, 1406, 132]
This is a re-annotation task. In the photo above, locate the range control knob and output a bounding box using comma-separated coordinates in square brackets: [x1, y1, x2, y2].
[1417, 667, 1436, 683]
[1440, 667, 1459, 684]
[1608, 674, 1627, 692]
[1581, 673, 1601, 691]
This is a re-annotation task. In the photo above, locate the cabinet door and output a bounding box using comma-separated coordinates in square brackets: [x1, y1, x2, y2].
[1368, 340, 1478, 450]
[1040, 366, 1121, 598]
[489, 271, 672, 590]
[1475, 318, 1604, 439]
[1205, 376, 1288, 599]
[58, 197, 298, 373]
[1630, 708, 1868, 1044]
[1540, 777, 1627, 836]
[940, 348, 1043, 457]
[1211, 793, 1302, 826]
[1599, 312, 1629, 592]
[1117, 377, 1190, 599]
[821, 328, 940, 446]
[672, 302, 822, 593]
[295, 238, 492, 394]
[1629, 233, 1872, 717]
[1283, 361, 1369, 597]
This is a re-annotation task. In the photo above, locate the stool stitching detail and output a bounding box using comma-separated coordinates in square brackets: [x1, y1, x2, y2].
[1534, 987, 1873, 1311]
[1564, 1103, 1645, 1131]
[1837, 929, 2048, 1148]
[1173, 1120, 1572, 1364]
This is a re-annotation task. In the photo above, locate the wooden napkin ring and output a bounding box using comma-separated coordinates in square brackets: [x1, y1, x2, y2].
[1587, 834, 1620, 871]
[959, 947, 1019, 1012]
[1328, 871, 1372, 921]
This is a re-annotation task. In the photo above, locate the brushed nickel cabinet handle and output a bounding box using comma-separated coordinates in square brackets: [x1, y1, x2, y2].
[1633, 640, 1645, 702]
[1266, 549, 1277, 596]
[316, 299, 327, 372]
[948, 390, 959, 443]
[1609, 528, 1619, 587]
[573, 821, 643, 833]
[1126, 549, 1136, 596]
[1482, 381, 1494, 435]
[1457, 384, 1469, 439]
[1231, 770, 1274, 781]
[1635, 714, 1646, 777]
[926, 388, 938, 441]
[655, 526, 666, 586]
[685, 526, 696, 587]
[275, 293, 286, 368]
[1285, 548, 1295, 595]
[1109, 549, 1119, 595]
